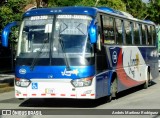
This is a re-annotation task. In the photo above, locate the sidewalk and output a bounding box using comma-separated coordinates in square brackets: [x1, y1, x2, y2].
[0, 74, 15, 85]
[0, 74, 15, 93]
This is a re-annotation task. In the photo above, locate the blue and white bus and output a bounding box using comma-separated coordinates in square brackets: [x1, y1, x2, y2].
[1, 6, 159, 101]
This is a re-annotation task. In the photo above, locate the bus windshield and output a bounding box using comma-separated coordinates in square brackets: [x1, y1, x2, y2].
[53, 15, 93, 54]
[17, 15, 93, 66]
[17, 15, 53, 58]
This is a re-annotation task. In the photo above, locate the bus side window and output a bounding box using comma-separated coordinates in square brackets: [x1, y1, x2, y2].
[125, 20, 132, 45]
[115, 19, 123, 44]
[147, 26, 152, 45]
[134, 23, 140, 45]
[144, 25, 149, 45]
[97, 14, 103, 51]
[152, 26, 156, 46]
[102, 16, 115, 44]
[141, 24, 146, 45]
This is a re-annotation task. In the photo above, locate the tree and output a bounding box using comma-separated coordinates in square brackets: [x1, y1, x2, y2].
[48, 0, 81, 6]
[36, 0, 49, 7]
[47, 0, 126, 11]
[121, 0, 147, 19]
[0, 0, 29, 40]
[75, 0, 95, 6]
[145, 0, 160, 24]
[97, 0, 126, 11]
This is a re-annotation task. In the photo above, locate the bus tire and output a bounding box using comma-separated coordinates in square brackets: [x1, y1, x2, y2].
[143, 71, 150, 89]
[108, 77, 117, 102]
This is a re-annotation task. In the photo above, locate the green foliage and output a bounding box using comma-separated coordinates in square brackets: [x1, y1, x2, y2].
[75, 0, 95, 6]
[0, 0, 28, 40]
[121, 0, 147, 19]
[48, 0, 81, 7]
[98, 0, 126, 11]
[0, 0, 159, 43]
[146, 1, 160, 24]
[48, 0, 126, 11]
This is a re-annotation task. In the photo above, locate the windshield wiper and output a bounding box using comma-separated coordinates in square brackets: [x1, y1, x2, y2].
[56, 23, 71, 71]
[59, 37, 71, 71]
[30, 39, 48, 71]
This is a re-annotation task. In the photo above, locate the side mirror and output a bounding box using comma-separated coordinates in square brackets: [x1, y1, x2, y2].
[89, 19, 98, 44]
[1, 21, 19, 47]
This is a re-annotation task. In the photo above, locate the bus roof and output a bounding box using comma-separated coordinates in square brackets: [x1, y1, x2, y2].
[143, 20, 155, 24]
[23, 6, 124, 18]
[97, 7, 124, 16]
[97, 7, 116, 13]
[23, 6, 155, 25]
[23, 6, 98, 18]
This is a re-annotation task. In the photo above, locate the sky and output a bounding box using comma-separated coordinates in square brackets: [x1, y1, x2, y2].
[142, 0, 150, 3]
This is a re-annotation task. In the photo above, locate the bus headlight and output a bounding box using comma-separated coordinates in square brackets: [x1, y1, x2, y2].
[71, 76, 93, 87]
[15, 78, 31, 87]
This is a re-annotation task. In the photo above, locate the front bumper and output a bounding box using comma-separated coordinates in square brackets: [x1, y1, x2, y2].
[15, 79, 96, 99]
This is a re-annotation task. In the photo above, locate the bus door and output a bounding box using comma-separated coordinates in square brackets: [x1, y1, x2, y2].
[95, 14, 108, 74]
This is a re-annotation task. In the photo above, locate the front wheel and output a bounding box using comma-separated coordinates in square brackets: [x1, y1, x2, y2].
[108, 78, 117, 102]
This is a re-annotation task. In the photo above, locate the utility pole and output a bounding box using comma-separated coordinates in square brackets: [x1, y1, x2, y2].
[95, 0, 100, 7]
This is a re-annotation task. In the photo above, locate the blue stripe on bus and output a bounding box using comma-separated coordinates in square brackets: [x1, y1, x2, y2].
[15, 65, 95, 80]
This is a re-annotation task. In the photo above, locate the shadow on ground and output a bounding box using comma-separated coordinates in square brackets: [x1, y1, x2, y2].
[0, 81, 156, 108]
[116, 81, 156, 99]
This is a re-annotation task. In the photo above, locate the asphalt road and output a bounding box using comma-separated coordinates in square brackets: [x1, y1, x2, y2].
[0, 74, 160, 118]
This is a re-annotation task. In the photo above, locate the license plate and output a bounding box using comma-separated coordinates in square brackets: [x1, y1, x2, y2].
[45, 88, 55, 94]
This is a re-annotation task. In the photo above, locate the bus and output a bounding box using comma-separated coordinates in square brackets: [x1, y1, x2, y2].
[1, 6, 159, 101]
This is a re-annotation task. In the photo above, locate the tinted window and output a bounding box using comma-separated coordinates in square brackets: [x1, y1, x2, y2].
[140, 24, 146, 45]
[134, 23, 140, 44]
[115, 19, 123, 44]
[125, 21, 132, 44]
[152, 26, 156, 46]
[147, 25, 152, 45]
[102, 16, 115, 44]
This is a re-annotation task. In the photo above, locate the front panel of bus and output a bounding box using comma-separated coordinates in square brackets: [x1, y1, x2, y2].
[15, 15, 97, 99]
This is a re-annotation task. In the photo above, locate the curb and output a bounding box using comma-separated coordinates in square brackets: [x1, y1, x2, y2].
[0, 86, 14, 93]
[0, 74, 15, 94]
[0, 83, 9, 88]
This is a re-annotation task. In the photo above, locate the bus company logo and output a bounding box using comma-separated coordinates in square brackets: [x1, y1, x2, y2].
[61, 69, 79, 76]
[112, 51, 117, 63]
[19, 68, 26, 74]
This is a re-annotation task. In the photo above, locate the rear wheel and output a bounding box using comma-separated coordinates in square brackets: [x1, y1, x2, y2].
[143, 71, 150, 89]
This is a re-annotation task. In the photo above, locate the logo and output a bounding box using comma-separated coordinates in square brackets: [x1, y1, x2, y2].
[19, 69, 26, 74]
[61, 69, 79, 76]
[112, 51, 117, 63]
[32, 83, 38, 89]
[2, 110, 11, 115]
